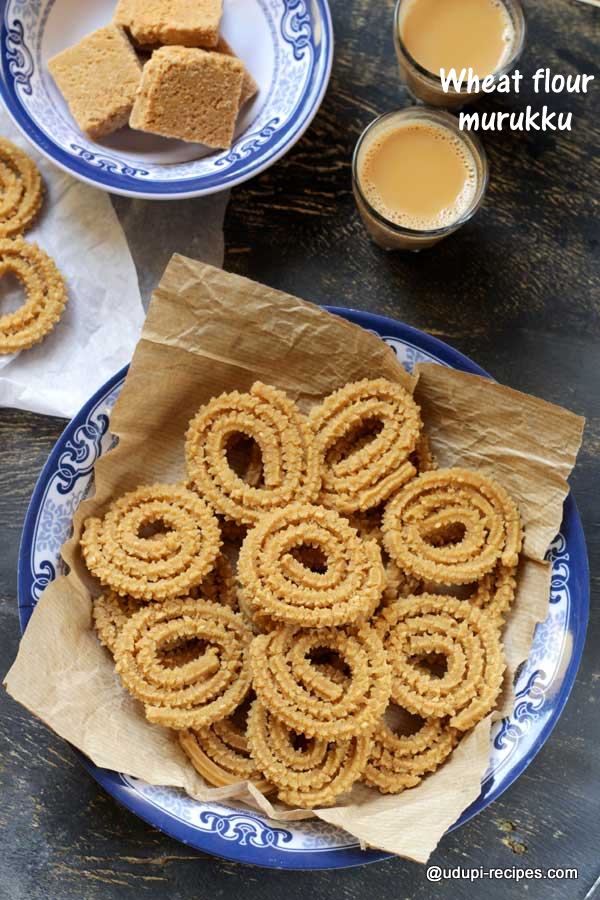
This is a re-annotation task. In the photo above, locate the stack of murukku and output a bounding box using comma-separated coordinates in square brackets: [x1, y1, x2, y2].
[0, 138, 68, 355]
[82, 377, 522, 808]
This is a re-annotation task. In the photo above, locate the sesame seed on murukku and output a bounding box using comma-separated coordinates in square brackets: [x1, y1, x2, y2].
[185, 382, 321, 526]
[382, 468, 522, 586]
[81, 483, 222, 601]
[376, 593, 505, 731]
[0, 238, 67, 354]
[247, 700, 371, 808]
[238, 502, 385, 627]
[308, 378, 422, 513]
[0, 138, 43, 238]
[114, 598, 252, 730]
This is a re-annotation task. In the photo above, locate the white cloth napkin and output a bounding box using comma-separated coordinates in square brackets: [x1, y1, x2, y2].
[0, 109, 145, 418]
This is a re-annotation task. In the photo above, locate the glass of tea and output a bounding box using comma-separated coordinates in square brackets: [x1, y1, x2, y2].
[352, 107, 488, 251]
[394, 0, 526, 107]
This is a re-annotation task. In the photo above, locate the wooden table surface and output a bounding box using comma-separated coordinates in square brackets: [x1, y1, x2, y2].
[1, 0, 599, 898]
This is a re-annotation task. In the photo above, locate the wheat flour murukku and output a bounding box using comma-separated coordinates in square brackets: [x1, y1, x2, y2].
[308, 378, 422, 513]
[376, 593, 505, 731]
[0, 238, 67, 354]
[0, 139, 43, 237]
[249, 624, 391, 740]
[238, 503, 385, 627]
[382, 468, 522, 586]
[185, 382, 320, 526]
[81, 484, 221, 601]
[114, 598, 252, 729]
[179, 696, 273, 793]
[247, 700, 371, 808]
[363, 708, 459, 794]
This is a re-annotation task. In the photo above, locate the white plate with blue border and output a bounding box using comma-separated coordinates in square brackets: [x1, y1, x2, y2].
[17, 308, 589, 869]
[0, 0, 333, 198]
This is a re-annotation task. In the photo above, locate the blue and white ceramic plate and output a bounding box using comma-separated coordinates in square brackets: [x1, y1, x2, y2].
[18, 309, 589, 869]
[0, 0, 333, 198]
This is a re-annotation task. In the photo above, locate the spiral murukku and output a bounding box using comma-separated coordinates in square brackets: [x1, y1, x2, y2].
[238, 503, 385, 627]
[179, 697, 273, 793]
[247, 701, 371, 808]
[185, 382, 320, 526]
[114, 598, 252, 729]
[0, 238, 67, 354]
[81, 484, 222, 601]
[0, 139, 43, 237]
[376, 594, 505, 731]
[382, 468, 522, 586]
[363, 710, 459, 794]
[249, 624, 391, 740]
[308, 378, 422, 513]
[457, 563, 518, 624]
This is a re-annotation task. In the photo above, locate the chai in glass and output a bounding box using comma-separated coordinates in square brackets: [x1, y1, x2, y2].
[394, 0, 525, 107]
[353, 108, 488, 251]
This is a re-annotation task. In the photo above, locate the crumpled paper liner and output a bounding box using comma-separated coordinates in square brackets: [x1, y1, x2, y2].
[4, 256, 584, 863]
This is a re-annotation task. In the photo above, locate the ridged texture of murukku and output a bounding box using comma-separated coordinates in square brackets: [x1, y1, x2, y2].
[179, 699, 273, 793]
[0, 139, 43, 237]
[382, 468, 522, 585]
[249, 624, 391, 739]
[376, 594, 505, 731]
[92, 591, 146, 654]
[363, 712, 459, 793]
[346, 506, 422, 607]
[458, 563, 518, 624]
[247, 701, 371, 807]
[185, 382, 320, 525]
[114, 598, 252, 729]
[0, 238, 67, 354]
[238, 503, 385, 627]
[308, 378, 422, 513]
[81, 484, 222, 601]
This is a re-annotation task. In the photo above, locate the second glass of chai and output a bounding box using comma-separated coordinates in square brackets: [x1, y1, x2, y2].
[394, 0, 526, 107]
[352, 107, 488, 251]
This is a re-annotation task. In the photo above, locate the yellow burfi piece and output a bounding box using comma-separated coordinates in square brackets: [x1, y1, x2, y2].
[114, 0, 223, 49]
[48, 25, 142, 140]
[130, 46, 244, 148]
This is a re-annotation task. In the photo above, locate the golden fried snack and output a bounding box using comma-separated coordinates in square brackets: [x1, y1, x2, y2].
[92, 590, 145, 654]
[237, 503, 385, 627]
[346, 506, 421, 607]
[457, 563, 518, 624]
[363, 711, 459, 794]
[249, 624, 391, 740]
[382, 468, 522, 585]
[179, 698, 273, 793]
[0, 238, 67, 354]
[308, 378, 422, 513]
[247, 701, 371, 808]
[0, 139, 43, 237]
[114, 598, 252, 729]
[376, 594, 505, 731]
[185, 382, 320, 525]
[81, 484, 221, 601]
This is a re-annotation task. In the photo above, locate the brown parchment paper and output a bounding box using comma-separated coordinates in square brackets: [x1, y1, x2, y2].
[4, 256, 584, 863]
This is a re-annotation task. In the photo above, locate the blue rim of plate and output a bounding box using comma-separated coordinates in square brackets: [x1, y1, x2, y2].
[17, 307, 589, 869]
[0, 0, 334, 198]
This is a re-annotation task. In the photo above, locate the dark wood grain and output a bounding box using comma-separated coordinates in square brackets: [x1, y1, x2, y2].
[1, 0, 599, 898]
